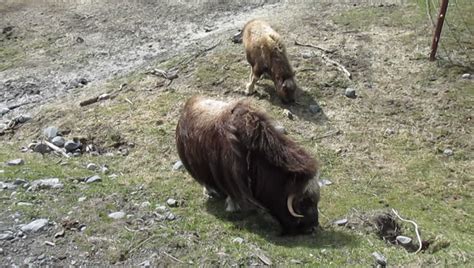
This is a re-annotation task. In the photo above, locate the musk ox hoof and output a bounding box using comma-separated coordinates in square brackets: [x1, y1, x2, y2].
[225, 197, 240, 212]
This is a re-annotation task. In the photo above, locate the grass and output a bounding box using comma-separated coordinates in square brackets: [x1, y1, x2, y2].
[1, 1, 473, 266]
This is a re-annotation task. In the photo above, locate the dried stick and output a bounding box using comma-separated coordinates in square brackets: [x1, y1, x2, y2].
[392, 209, 423, 254]
[162, 251, 185, 264]
[294, 40, 335, 53]
[44, 140, 70, 158]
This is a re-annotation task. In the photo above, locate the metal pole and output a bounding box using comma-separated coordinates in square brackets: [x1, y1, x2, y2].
[429, 0, 450, 61]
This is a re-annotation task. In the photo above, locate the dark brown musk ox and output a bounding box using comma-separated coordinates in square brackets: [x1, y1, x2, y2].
[175, 96, 321, 235]
[242, 19, 298, 103]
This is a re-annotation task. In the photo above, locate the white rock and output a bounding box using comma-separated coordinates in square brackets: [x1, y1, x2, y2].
[372, 252, 387, 266]
[396, 235, 412, 245]
[29, 178, 63, 190]
[461, 73, 471, 79]
[345, 87, 357, 99]
[156, 205, 167, 213]
[172, 160, 183, 171]
[7, 159, 24, 166]
[232, 237, 244, 244]
[86, 163, 98, 170]
[108, 211, 125, 220]
[21, 219, 49, 233]
[43, 126, 58, 140]
[85, 175, 101, 183]
[51, 136, 65, 147]
[166, 198, 178, 207]
[334, 218, 348, 226]
[78, 196, 87, 202]
[0, 232, 14, 241]
[140, 201, 151, 209]
[443, 148, 453, 156]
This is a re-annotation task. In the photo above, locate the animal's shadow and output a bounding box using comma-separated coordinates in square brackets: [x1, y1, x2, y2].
[204, 199, 358, 249]
[253, 82, 328, 124]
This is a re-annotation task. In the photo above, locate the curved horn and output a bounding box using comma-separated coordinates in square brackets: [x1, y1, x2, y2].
[287, 194, 304, 218]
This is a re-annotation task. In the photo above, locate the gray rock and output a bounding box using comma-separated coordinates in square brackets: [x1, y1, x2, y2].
[0, 182, 17, 190]
[301, 51, 312, 59]
[33, 143, 50, 154]
[166, 198, 178, 207]
[318, 179, 333, 187]
[165, 212, 176, 221]
[345, 87, 357, 99]
[172, 160, 183, 171]
[78, 196, 87, 202]
[0, 107, 10, 116]
[396, 235, 412, 245]
[24, 257, 34, 265]
[108, 211, 125, 220]
[43, 127, 59, 140]
[21, 218, 49, 233]
[232, 237, 244, 244]
[51, 136, 65, 147]
[29, 178, 63, 190]
[156, 205, 167, 213]
[85, 175, 101, 184]
[461, 73, 471, 79]
[443, 148, 453, 156]
[334, 218, 348, 226]
[140, 201, 151, 209]
[101, 165, 110, 174]
[273, 125, 286, 134]
[14, 179, 27, 185]
[86, 163, 98, 171]
[16, 114, 31, 123]
[282, 109, 294, 120]
[7, 159, 24, 166]
[384, 128, 395, 136]
[309, 104, 321, 114]
[139, 260, 151, 267]
[37, 254, 46, 260]
[0, 232, 14, 241]
[64, 141, 81, 152]
[372, 252, 387, 266]
[73, 152, 81, 157]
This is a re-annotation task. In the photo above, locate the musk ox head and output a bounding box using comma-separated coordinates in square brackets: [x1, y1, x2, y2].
[276, 78, 297, 103]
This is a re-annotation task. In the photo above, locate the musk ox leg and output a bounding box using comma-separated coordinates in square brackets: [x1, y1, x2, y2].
[225, 196, 241, 212]
[246, 69, 261, 95]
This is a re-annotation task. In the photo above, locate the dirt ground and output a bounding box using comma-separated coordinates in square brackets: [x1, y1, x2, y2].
[1, 0, 473, 266]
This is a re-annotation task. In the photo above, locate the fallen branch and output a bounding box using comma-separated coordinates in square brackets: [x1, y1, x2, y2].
[79, 93, 117, 107]
[162, 251, 185, 264]
[391, 209, 423, 254]
[295, 39, 352, 80]
[312, 129, 341, 140]
[44, 140, 70, 158]
[294, 40, 335, 53]
[180, 40, 221, 66]
[146, 68, 179, 80]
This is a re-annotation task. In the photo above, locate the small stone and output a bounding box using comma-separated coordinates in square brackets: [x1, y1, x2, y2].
[301, 51, 312, 59]
[73, 152, 81, 157]
[372, 252, 387, 266]
[51, 136, 65, 147]
[282, 109, 294, 120]
[33, 143, 50, 154]
[21, 218, 49, 233]
[396, 235, 412, 245]
[318, 179, 333, 187]
[139, 260, 151, 267]
[334, 218, 348, 226]
[232, 237, 244, 244]
[0, 107, 10, 116]
[86, 163, 98, 170]
[0, 123, 7, 131]
[24, 257, 34, 265]
[85, 175, 101, 184]
[156, 205, 167, 213]
[172, 160, 183, 171]
[7, 159, 24, 166]
[78, 196, 87, 202]
[461, 73, 471, 79]
[38, 253, 46, 260]
[166, 212, 176, 221]
[64, 141, 81, 152]
[0, 182, 17, 190]
[140, 201, 151, 209]
[14, 178, 27, 185]
[29, 178, 63, 190]
[384, 128, 395, 136]
[101, 165, 110, 174]
[16, 114, 31, 123]
[309, 104, 321, 114]
[0, 232, 14, 241]
[54, 229, 65, 238]
[43, 127, 59, 140]
[166, 198, 178, 207]
[443, 148, 453, 156]
[345, 87, 357, 99]
[108, 211, 125, 220]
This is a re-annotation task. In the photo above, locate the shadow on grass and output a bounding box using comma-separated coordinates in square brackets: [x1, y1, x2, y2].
[204, 199, 358, 249]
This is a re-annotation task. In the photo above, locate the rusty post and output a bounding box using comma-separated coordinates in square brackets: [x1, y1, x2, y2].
[429, 0, 450, 61]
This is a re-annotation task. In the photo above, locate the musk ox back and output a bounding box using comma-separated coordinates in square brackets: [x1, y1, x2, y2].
[176, 96, 320, 235]
[243, 19, 298, 103]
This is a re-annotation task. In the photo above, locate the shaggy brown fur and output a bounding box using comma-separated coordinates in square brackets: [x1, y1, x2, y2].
[242, 19, 298, 103]
[176, 96, 320, 234]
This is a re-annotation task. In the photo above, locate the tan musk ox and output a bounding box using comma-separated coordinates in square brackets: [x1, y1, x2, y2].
[176, 96, 320, 235]
[242, 19, 298, 103]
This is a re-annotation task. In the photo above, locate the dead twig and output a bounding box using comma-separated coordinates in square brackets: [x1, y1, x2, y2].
[44, 140, 70, 158]
[312, 129, 341, 140]
[294, 40, 335, 54]
[181, 40, 221, 66]
[391, 209, 423, 254]
[79, 93, 117, 107]
[162, 251, 185, 264]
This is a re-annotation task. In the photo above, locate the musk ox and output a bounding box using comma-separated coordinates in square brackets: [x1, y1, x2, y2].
[243, 19, 298, 103]
[176, 96, 320, 235]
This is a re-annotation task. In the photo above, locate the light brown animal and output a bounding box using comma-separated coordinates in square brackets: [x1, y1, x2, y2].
[243, 19, 297, 103]
[176, 96, 320, 235]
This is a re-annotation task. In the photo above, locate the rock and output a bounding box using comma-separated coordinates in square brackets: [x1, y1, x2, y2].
[33, 143, 50, 154]
[17, 202, 34, 206]
[29, 178, 63, 190]
[85, 175, 101, 184]
[334, 218, 348, 226]
[38, 253, 46, 259]
[345, 87, 357, 99]
[0, 247, 3, 255]
[166, 198, 178, 207]
[301, 51, 312, 59]
[384, 128, 395, 136]
[0, 123, 7, 131]
[51, 136, 65, 147]
[43, 127, 59, 140]
[64, 141, 81, 152]
[318, 179, 333, 187]
[282, 109, 294, 120]
[78, 196, 87, 202]
[101, 165, 110, 174]
[86, 163, 98, 171]
[73, 152, 81, 157]
[0, 232, 14, 241]
[172, 160, 183, 171]
[21, 219, 49, 233]
[140, 201, 151, 209]
[165, 212, 176, 221]
[461, 73, 471, 79]
[139, 260, 151, 267]
[443, 148, 453, 156]
[6, 159, 24, 166]
[0, 107, 10, 116]
[396, 235, 412, 245]
[156, 205, 167, 213]
[16, 114, 31, 123]
[108, 211, 125, 220]
[232, 237, 244, 244]
[309, 104, 321, 114]
[14, 178, 27, 185]
[372, 252, 387, 267]
[0, 182, 17, 190]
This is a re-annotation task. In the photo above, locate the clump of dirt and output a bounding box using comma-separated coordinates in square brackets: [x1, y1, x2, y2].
[372, 213, 401, 243]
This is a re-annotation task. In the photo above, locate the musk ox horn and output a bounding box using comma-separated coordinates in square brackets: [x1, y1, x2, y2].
[287, 194, 304, 218]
